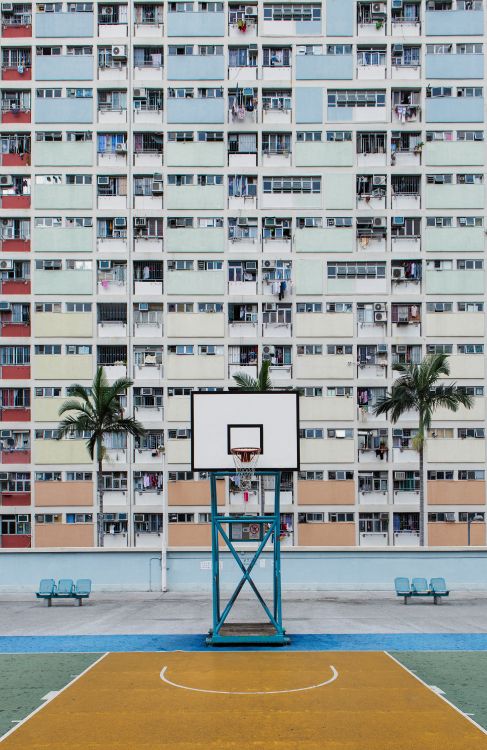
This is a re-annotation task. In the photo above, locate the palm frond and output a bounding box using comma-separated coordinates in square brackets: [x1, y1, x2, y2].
[232, 371, 259, 391]
[58, 399, 93, 417]
[257, 359, 272, 391]
[104, 417, 146, 437]
[57, 414, 94, 438]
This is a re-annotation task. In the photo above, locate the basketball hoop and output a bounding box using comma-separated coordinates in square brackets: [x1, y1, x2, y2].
[230, 447, 261, 493]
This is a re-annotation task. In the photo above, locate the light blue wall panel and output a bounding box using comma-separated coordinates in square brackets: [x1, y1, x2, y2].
[326, 0, 354, 36]
[425, 10, 484, 36]
[36, 56, 93, 81]
[166, 98, 224, 124]
[167, 56, 224, 81]
[327, 107, 353, 121]
[295, 87, 323, 123]
[426, 54, 484, 79]
[296, 55, 353, 80]
[426, 98, 484, 123]
[167, 11, 225, 36]
[295, 20, 322, 34]
[35, 98, 93, 124]
[35, 12, 94, 37]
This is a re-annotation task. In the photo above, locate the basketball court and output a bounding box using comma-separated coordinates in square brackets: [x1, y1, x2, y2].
[1, 648, 487, 749]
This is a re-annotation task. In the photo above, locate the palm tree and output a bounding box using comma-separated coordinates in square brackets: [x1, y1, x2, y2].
[374, 353, 473, 546]
[57, 367, 145, 547]
[232, 358, 273, 392]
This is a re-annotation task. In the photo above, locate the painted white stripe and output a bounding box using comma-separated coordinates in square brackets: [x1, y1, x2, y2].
[160, 664, 338, 695]
[41, 691, 59, 702]
[385, 652, 487, 737]
[429, 685, 445, 695]
[0, 653, 109, 743]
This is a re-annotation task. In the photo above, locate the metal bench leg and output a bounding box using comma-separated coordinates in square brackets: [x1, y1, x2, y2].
[47, 598, 52, 607]
[403, 596, 408, 605]
[78, 598, 82, 607]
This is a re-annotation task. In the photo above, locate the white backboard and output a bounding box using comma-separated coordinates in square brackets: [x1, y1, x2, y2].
[191, 391, 300, 471]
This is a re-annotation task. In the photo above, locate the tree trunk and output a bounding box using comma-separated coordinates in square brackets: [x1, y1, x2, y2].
[98, 457, 104, 548]
[419, 444, 425, 547]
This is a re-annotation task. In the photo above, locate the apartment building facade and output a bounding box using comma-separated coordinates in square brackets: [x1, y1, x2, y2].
[0, 0, 486, 550]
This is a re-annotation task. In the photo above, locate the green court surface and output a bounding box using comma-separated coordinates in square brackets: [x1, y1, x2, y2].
[396, 651, 487, 731]
[0, 654, 99, 738]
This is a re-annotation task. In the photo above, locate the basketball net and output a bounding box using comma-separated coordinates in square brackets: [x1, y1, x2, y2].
[230, 447, 261, 494]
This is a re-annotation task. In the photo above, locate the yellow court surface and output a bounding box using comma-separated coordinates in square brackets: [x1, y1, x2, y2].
[2, 651, 487, 750]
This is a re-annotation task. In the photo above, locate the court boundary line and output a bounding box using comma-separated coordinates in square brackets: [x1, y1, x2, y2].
[160, 664, 338, 695]
[0, 652, 109, 743]
[385, 652, 487, 737]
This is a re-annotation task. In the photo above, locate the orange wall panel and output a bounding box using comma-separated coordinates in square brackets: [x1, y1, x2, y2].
[428, 481, 485, 506]
[298, 522, 356, 546]
[35, 481, 94, 507]
[297, 480, 355, 506]
[428, 522, 486, 547]
[168, 479, 225, 507]
[35, 523, 94, 548]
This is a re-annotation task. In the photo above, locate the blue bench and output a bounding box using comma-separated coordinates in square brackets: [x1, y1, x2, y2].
[36, 578, 92, 607]
[394, 577, 450, 605]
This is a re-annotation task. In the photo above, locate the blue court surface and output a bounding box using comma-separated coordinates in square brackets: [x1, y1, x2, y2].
[2, 632, 487, 653]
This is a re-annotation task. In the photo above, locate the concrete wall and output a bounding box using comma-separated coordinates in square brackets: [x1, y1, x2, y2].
[2, 548, 487, 592]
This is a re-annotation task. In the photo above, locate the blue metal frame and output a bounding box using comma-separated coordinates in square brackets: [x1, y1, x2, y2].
[207, 471, 289, 646]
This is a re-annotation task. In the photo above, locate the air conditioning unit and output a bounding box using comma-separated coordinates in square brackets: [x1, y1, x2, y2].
[133, 88, 146, 98]
[245, 260, 257, 270]
[237, 218, 248, 226]
[115, 143, 126, 153]
[392, 216, 405, 226]
[396, 345, 407, 353]
[393, 44, 404, 53]
[138, 303, 149, 311]
[372, 2, 386, 14]
[263, 260, 273, 268]
[373, 217, 386, 228]
[111, 45, 127, 60]
[101, 5, 113, 13]
[395, 471, 406, 480]
[297, 46, 307, 55]
[392, 267, 405, 279]
[153, 172, 163, 181]
[249, 44, 258, 50]
[0, 175, 13, 187]
[114, 217, 126, 228]
[377, 344, 387, 353]
[445, 513, 455, 522]
[0, 473, 8, 480]
[99, 260, 111, 270]
[373, 176, 386, 186]
[245, 5, 257, 15]
[134, 217, 147, 227]
[152, 180, 163, 194]
[374, 303, 386, 312]
[0, 301, 11, 311]
[374, 311, 387, 323]
[392, 0, 403, 8]
[97, 176, 109, 186]
[0, 259, 13, 270]
[264, 218, 276, 227]
[141, 387, 152, 395]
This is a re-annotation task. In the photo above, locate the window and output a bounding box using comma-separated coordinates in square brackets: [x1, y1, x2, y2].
[298, 513, 324, 523]
[262, 48, 291, 67]
[326, 302, 352, 312]
[263, 4, 321, 21]
[263, 177, 321, 194]
[168, 302, 193, 313]
[426, 302, 452, 313]
[457, 216, 483, 227]
[457, 344, 483, 354]
[299, 428, 323, 439]
[457, 259, 483, 269]
[66, 513, 93, 524]
[168, 345, 194, 355]
[426, 216, 453, 227]
[35, 514, 62, 524]
[168, 471, 194, 481]
[296, 303, 322, 313]
[297, 345, 322, 355]
[327, 428, 353, 439]
[66, 472, 92, 481]
[427, 471, 454, 480]
[327, 345, 353, 355]
[34, 345, 61, 355]
[329, 513, 354, 522]
[34, 387, 62, 397]
[457, 173, 483, 184]
[298, 471, 324, 480]
[198, 345, 223, 355]
[328, 90, 386, 108]
[459, 470, 485, 480]
[458, 428, 484, 439]
[327, 262, 386, 279]
[299, 387, 323, 397]
[168, 513, 194, 523]
[328, 471, 354, 480]
[458, 302, 483, 312]
[66, 344, 91, 354]
[427, 344, 453, 354]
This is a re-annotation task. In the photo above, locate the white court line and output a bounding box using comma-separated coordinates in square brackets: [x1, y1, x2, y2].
[160, 664, 338, 695]
[385, 652, 487, 737]
[0, 652, 109, 743]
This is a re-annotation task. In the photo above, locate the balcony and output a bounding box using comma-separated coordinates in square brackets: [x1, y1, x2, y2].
[133, 310, 163, 338]
[97, 269, 127, 297]
[134, 440, 164, 466]
[0, 278, 30, 295]
[35, 11, 94, 37]
[133, 349, 163, 381]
